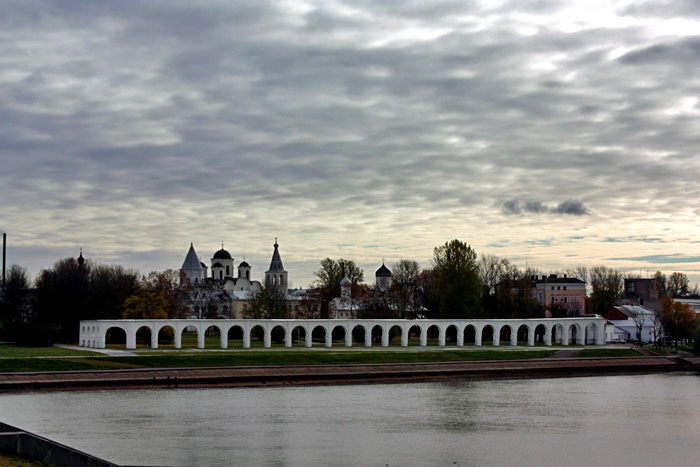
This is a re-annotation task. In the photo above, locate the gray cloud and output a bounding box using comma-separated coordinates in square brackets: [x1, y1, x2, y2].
[1, 0, 700, 286]
[502, 199, 589, 216]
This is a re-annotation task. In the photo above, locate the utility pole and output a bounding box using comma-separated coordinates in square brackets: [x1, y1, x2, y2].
[2, 232, 6, 284]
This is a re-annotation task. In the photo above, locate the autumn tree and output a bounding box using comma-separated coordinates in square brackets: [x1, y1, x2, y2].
[122, 291, 169, 320]
[142, 269, 185, 318]
[431, 240, 482, 319]
[660, 296, 697, 343]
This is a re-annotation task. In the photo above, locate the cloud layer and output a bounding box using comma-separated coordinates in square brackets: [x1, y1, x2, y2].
[1, 0, 699, 286]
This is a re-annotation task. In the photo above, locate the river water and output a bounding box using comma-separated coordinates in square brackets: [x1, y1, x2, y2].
[0, 374, 698, 466]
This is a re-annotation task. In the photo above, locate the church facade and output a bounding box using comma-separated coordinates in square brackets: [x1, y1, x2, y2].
[179, 240, 288, 318]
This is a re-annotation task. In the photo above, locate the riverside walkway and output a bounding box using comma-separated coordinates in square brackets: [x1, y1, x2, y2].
[1, 356, 698, 392]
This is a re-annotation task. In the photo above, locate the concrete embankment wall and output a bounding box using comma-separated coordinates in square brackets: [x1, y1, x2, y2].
[0, 422, 120, 467]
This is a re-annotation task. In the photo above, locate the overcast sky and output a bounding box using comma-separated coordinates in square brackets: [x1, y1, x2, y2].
[2, 0, 699, 288]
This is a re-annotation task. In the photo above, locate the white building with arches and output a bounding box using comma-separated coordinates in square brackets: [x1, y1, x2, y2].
[80, 316, 607, 350]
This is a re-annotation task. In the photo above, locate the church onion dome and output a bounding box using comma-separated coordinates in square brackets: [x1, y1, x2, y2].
[376, 263, 391, 277]
[239, 260, 250, 268]
[213, 248, 232, 260]
[212, 262, 223, 268]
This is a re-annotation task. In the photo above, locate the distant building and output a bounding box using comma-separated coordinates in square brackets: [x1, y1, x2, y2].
[531, 274, 586, 317]
[616, 277, 661, 312]
[602, 305, 657, 343]
[675, 296, 700, 316]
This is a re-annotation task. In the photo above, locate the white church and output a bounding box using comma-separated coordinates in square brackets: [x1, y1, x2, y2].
[179, 239, 289, 318]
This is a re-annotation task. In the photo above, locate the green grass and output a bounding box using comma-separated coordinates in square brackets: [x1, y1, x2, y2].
[0, 348, 557, 372]
[0, 452, 43, 467]
[0, 342, 101, 358]
[576, 348, 642, 358]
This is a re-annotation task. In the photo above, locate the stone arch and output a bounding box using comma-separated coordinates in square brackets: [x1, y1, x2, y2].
[481, 324, 495, 345]
[227, 324, 245, 347]
[330, 324, 348, 347]
[388, 325, 402, 346]
[348, 323, 366, 346]
[407, 325, 422, 346]
[264, 324, 283, 346]
[135, 325, 154, 348]
[370, 324, 384, 345]
[445, 324, 459, 346]
[516, 324, 530, 346]
[585, 322, 599, 345]
[156, 324, 176, 348]
[105, 325, 127, 347]
[534, 324, 548, 344]
[202, 324, 222, 348]
[250, 324, 266, 347]
[463, 324, 477, 345]
[311, 324, 328, 347]
[551, 323, 565, 345]
[499, 324, 513, 346]
[568, 323, 582, 345]
[289, 324, 307, 347]
[426, 324, 440, 346]
[180, 324, 199, 348]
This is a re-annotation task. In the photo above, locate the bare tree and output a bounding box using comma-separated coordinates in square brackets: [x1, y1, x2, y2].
[631, 309, 652, 344]
[391, 259, 421, 318]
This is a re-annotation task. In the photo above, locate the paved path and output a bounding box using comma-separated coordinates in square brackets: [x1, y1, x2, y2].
[1, 356, 698, 392]
[55, 344, 137, 357]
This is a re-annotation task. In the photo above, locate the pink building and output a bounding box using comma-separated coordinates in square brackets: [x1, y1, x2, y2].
[533, 274, 587, 317]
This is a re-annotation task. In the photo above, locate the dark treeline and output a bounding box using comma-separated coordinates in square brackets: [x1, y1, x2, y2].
[0, 257, 182, 346]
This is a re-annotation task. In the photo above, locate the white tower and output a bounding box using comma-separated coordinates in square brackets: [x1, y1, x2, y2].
[265, 238, 288, 292]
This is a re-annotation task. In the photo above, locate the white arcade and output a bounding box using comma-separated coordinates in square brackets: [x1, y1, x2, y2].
[79, 317, 607, 349]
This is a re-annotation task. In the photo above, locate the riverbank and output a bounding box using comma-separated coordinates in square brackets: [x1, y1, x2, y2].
[1, 354, 698, 392]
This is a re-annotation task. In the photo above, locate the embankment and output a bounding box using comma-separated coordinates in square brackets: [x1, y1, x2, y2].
[0, 356, 698, 392]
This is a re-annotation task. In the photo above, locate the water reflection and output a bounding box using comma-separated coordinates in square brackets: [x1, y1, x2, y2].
[0, 374, 698, 466]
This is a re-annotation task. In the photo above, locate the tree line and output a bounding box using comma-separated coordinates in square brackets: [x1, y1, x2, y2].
[1, 239, 698, 346]
[0, 258, 184, 345]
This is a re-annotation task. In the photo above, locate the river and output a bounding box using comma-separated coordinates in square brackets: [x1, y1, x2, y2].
[0, 374, 698, 466]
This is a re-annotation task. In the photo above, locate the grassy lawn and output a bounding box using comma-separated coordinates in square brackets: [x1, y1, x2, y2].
[0, 348, 557, 372]
[576, 348, 642, 358]
[0, 452, 43, 467]
[0, 343, 101, 358]
[108, 332, 540, 350]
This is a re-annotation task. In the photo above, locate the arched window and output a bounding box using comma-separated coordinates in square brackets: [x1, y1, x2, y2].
[226, 266, 230, 275]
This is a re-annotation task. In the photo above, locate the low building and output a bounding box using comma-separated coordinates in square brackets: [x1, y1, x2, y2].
[602, 305, 657, 343]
